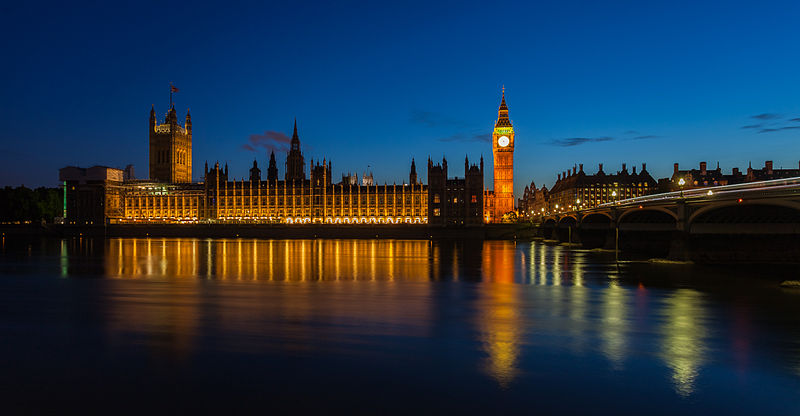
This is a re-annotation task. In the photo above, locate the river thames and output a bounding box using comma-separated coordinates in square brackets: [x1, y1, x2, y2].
[1, 237, 799, 414]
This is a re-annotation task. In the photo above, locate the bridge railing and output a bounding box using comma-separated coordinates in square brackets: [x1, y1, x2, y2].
[597, 176, 800, 208]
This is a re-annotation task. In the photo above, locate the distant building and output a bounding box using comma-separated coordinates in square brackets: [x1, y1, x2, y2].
[670, 160, 800, 192]
[58, 166, 124, 225]
[519, 163, 657, 220]
[427, 156, 484, 226]
[746, 160, 800, 182]
[362, 171, 374, 186]
[669, 161, 745, 191]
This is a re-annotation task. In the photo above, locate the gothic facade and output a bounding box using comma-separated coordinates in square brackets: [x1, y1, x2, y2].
[489, 88, 515, 222]
[107, 119, 427, 224]
[427, 156, 484, 226]
[149, 105, 192, 183]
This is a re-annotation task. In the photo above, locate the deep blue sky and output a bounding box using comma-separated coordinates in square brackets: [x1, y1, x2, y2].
[2, 1, 799, 196]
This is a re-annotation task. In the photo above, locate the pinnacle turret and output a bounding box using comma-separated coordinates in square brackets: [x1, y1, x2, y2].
[495, 87, 512, 128]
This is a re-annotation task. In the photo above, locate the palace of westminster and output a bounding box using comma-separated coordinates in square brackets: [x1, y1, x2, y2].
[59, 90, 519, 226]
[60, 88, 799, 226]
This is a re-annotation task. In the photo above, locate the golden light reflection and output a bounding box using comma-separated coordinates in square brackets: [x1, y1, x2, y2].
[659, 289, 708, 397]
[105, 238, 432, 281]
[478, 241, 521, 388]
[601, 281, 629, 368]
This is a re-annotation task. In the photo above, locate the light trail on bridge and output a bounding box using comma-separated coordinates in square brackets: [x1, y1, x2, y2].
[596, 176, 800, 210]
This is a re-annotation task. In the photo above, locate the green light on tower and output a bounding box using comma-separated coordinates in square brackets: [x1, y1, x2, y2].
[63, 181, 67, 218]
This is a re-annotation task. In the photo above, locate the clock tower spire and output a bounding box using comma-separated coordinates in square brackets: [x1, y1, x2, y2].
[491, 87, 515, 222]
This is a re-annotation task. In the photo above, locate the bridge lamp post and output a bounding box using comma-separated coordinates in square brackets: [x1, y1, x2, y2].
[678, 178, 686, 198]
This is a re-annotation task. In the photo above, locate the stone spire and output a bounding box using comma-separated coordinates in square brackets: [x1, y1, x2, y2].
[268, 150, 278, 181]
[495, 86, 512, 128]
[291, 118, 300, 151]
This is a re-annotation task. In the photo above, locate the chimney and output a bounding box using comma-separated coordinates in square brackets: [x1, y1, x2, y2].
[632, 166, 637, 174]
[622, 163, 627, 172]
[573, 166, 577, 175]
[558, 173, 561, 180]
[765, 160, 773, 174]
[674, 163, 679, 174]
[599, 163, 604, 172]
[642, 163, 646, 172]
[732, 167, 740, 175]
[579, 163, 583, 172]
[700, 161, 707, 175]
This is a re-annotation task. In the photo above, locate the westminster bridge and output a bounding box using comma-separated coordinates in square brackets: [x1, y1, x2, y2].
[537, 177, 800, 262]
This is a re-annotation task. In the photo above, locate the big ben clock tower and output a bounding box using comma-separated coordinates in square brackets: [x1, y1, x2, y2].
[492, 87, 515, 221]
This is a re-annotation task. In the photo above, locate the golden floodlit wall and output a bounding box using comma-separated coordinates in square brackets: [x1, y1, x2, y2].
[112, 183, 205, 223]
[108, 181, 427, 224]
[205, 178, 428, 224]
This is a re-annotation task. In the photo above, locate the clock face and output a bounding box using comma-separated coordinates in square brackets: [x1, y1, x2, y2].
[498, 135, 510, 147]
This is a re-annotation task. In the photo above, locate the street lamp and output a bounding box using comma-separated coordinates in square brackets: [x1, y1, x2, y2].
[678, 178, 686, 197]
[611, 190, 617, 205]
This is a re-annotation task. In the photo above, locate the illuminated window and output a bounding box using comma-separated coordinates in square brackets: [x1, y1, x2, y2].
[434, 208, 441, 216]
[471, 195, 477, 203]
[434, 194, 440, 203]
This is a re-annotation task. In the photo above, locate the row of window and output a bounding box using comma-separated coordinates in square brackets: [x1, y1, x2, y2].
[155, 149, 188, 165]
[432, 194, 479, 204]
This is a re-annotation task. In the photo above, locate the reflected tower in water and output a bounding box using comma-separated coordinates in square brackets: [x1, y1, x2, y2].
[477, 241, 522, 387]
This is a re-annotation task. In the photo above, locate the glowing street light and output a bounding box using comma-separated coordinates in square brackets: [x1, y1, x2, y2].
[678, 177, 686, 198]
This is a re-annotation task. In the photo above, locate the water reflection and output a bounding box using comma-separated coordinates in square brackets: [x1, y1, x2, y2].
[105, 238, 433, 281]
[478, 241, 521, 387]
[600, 280, 629, 368]
[20, 237, 800, 406]
[659, 289, 708, 397]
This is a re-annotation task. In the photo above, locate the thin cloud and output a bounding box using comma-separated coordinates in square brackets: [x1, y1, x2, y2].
[758, 126, 800, 133]
[439, 132, 491, 143]
[549, 137, 614, 147]
[632, 135, 660, 140]
[751, 113, 781, 120]
[410, 110, 469, 128]
[241, 131, 291, 153]
[742, 113, 800, 131]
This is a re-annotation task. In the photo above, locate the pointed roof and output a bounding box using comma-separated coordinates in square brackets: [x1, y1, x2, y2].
[495, 86, 512, 128]
[292, 118, 299, 141]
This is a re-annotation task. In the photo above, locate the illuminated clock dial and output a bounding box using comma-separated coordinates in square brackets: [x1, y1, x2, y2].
[498, 135, 510, 147]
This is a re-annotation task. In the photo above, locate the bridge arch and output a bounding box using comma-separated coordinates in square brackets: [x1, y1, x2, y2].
[688, 202, 800, 262]
[688, 200, 800, 225]
[557, 214, 578, 224]
[580, 212, 613, 224]
[618, 206, 677, 223]
[555, 216, 579, 243]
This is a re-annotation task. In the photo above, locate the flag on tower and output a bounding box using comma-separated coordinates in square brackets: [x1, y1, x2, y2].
[171, 85, 180, 93]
